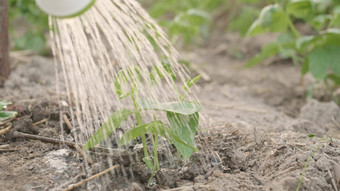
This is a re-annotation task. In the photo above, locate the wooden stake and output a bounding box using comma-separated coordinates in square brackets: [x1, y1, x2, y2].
[0, 0, 10, 86]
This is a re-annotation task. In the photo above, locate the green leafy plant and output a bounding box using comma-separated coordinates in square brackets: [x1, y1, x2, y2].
[245, 0, 340, 101]
[83, 65, 201, 184]
[144, 0, 213, 44]
[0, 101, 17, 121]
[9, 0, 49, 54]
[142, 0, 266, 44]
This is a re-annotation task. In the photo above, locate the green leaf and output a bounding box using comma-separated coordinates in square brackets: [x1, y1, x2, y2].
[327, 46, 340, 75]
[142, 157, 154, 170]
[83, 109, 133, 150]
[0, 101, 12, 111]
[119, 120, 198, 153]
[329, 14, 340, 27]
[287, 0, 313, 19]
[308, 47, 328, 80]
[154, 121, 199, 153]
[296, 36, 317, 51]
[311, 14, 331, 30]
[167, 112, 199, 160]
[247, 4, 289, 36]
[245, 42, 280, 67]
[307, 134, 316, 138]
[228, 6, 259, 36]
[119, 122, 154, 145]
[183, 75, 201, 92]
[140, 99, 201, 115]
[0, 111, 17, 121]
[308, 45, 340, 80]
[323, 30, 340, 47]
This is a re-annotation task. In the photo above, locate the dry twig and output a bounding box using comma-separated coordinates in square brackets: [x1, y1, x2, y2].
[0, 125, 11, 135]
[63, 164, 120, 191]
[328, 169, 339, 191]
[62, 114, 94, 164]
[33, 118, 48, 126]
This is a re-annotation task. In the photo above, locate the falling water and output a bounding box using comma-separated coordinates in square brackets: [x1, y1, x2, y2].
[49, 0, 214, 188]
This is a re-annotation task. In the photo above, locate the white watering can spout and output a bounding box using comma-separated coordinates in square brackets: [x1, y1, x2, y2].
[35, 0, 96, 18]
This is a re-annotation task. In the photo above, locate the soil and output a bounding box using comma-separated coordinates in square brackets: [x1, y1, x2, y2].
[1, 33, 340, 191]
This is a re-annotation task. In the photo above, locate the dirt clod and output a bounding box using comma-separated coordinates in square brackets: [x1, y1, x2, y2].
[155, 168, 178, 188]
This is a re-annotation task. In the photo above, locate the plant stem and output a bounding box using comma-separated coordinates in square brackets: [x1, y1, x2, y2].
[148, 133, 159, 186]
[153, 133, 159, 171]
[287, 17, 301, 38]
[131, 91, 150, 160]
[141, 134, 150, 159]
[277, 1, 301, 38]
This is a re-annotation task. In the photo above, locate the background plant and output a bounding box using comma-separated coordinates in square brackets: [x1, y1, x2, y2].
[9, 0, 264, 51]
[245, 0, 340, 102]
[141, 0, 264, 45]
[9, 0, 48, 54]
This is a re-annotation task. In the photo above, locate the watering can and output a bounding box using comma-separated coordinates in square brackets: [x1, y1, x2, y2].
[35, 0, 96, 17]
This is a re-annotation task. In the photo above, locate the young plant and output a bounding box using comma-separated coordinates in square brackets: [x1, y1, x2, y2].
[83, 65, 201, 184]
[246, 0, 340, 101]
[0, 101, 17, 121]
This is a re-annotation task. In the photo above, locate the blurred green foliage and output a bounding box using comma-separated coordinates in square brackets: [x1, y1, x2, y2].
[9, 0, 49, 54]
[246, 0, 340, 91]
[8, 0, 263, 51]
[141, 0, 264, 44]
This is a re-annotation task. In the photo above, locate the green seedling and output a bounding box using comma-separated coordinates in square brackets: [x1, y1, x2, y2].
[246, 0, 340, 102]
[0, 101, 17, 121]
[296, 135, 328, 191]
[83, 65, 201, 185]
